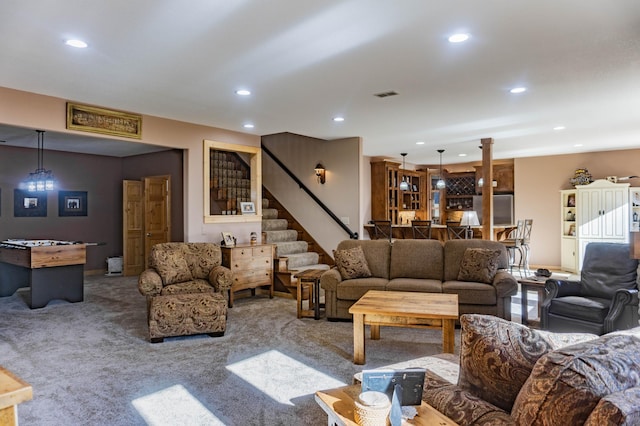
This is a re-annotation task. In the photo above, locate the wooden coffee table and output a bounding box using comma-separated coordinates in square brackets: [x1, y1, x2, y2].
[315, 384, 457, 425]
[348, 290, 459, 365]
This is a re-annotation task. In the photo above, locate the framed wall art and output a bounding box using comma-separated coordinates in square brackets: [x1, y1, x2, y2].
[240, 202, 256, 215]
[66, 102, 142, 139]
[221, 232, 235, 247]
[59, 191, 88, 217]
[14, 189, 47, 217]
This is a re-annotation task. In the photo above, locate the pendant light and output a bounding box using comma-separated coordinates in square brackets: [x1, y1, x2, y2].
[25, 130, 55, 192]
[436, 149, 446, 189]
[399, 153, 410, 191]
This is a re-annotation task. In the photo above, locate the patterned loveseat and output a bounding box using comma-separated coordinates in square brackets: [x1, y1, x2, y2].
[138, 242, 233, 342]
[424, 314, 640, 425]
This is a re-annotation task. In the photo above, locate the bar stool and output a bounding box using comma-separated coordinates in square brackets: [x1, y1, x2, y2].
[521, 219, 533, 274]
[500, 220, 525, 276]
[411, 220, 432, 239]
[372, 220, 392, 241]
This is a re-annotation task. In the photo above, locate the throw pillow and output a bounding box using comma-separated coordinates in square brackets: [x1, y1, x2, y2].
[154, 249, 193, 285]
[457, 314, 557, 412]
[334, 246, 372, 280]
[457, 248, 501, 284]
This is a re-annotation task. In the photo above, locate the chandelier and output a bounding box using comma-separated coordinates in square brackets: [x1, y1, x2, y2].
[436, 149, 446, 189]
[25, 130, 55, 192]
[399, 153, 410, 191]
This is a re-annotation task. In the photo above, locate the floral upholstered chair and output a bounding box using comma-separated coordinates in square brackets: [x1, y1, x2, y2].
[138, 242, 233, 342]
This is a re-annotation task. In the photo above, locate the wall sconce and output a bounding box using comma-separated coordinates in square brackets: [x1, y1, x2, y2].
[315, 163, 326, 184]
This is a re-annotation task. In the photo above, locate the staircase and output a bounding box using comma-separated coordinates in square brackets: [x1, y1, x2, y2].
[261, 188, 332, 295]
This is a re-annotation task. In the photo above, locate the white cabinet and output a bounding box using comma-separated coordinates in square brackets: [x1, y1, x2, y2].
[560, 181, 630, 272]
[560, 237, 577, 272]
[575, 180, 629, 270]
[630, 188, 640, 232]
[560, 189, 578, 272]
[577, 183, 628, 240]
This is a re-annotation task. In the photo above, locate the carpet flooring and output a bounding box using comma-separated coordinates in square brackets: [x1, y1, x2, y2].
[0, 275, 461, 425]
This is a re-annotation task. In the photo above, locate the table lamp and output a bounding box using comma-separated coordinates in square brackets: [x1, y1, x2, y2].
[460, 211, 480, 239]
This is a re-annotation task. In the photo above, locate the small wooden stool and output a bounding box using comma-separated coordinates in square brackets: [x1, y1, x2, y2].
[294, 269, 326, 320]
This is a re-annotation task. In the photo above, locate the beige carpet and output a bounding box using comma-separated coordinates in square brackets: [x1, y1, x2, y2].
[0, 275, 460, 425]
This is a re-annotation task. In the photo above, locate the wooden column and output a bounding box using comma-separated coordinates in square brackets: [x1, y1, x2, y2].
[481, 138, 494, 240]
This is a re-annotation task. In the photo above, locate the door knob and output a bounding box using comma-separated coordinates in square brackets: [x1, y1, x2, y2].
[146, 233, 151, 237]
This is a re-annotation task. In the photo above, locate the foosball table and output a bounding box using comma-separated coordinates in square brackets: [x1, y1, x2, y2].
[0, 239, 86, 308]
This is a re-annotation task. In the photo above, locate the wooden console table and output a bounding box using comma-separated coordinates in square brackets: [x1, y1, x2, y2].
[221, 243, 274, 307]
[0, 367, 32, 426]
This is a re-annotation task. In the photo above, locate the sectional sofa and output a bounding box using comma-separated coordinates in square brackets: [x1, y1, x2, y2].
[320, 239, 518, 321]
[424, 314, 640, 425]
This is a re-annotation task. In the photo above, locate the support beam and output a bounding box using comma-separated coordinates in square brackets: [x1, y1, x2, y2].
[481, 138, 494, 240]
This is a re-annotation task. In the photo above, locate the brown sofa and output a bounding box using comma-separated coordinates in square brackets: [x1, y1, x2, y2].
[320, 239, 518, 321]
[138, 242, 233, 342]
[424, 314, 640, 425]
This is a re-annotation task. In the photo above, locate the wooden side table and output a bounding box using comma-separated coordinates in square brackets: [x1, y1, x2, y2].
[517, 276, 549, 328]
[315, 384, 457, 426]
[0, 367, 32, 426]
[294, 269, 326, 320]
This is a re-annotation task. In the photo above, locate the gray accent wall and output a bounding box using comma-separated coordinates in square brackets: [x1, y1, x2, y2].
[0, 146, 183, 271]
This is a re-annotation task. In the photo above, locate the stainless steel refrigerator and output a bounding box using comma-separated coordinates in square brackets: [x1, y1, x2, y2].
[472, 194, 514, 225]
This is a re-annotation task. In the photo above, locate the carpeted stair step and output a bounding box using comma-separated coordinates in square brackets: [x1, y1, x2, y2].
[263, 229, 298, 243]
[289, 263, 331, 274]
[283, 252, 320, 270]
[262, 218, 288, 231]
[262, 208, 278, 219]
[274, 240, 309, 256]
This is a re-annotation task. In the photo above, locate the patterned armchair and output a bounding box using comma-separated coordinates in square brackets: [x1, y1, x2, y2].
[138, 242, 233, 343]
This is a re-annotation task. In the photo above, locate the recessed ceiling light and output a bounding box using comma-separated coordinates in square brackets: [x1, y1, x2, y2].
[65, 39, 87, 48]
[553, 126, 566, 131]
[574, 143, 583, 147]
[458, 153, 467, 157]
[235, 89, 251, 96]
[448, 33, 469, 43]
[333, 117, 345, 122]
[416, 141, 425, 145]
[510, 87, 527, 94]
[243, 123, 254, 129]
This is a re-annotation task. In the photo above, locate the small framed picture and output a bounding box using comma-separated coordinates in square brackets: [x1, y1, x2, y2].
[240, 201, 256, 215]
[14, 189, 47, 217]
[568, 224, 576, 236]
[567, 194, 576, 207]
[59, 191, 88, 216]
[221, 232, 235, 247]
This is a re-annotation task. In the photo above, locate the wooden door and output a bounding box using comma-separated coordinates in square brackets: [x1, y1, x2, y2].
[143, 176, 171, 268]
[123, 180, 144, 276]
[122, 175, 171, 275]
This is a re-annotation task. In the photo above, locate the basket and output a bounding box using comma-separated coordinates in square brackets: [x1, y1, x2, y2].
[353, 391, 391, 426]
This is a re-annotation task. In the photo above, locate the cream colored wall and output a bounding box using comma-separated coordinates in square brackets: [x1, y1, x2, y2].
[515, 149, 640, 270]
[262, 133, 361, 254]
[0, 86, 261, 244]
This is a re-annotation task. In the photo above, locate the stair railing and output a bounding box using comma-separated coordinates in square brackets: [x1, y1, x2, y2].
[262, 144, 358, 239]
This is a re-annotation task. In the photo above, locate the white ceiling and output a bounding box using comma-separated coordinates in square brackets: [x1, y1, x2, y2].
[1, 1, 639, 164]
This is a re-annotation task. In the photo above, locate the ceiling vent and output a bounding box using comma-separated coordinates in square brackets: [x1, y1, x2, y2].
[374, 91, 398, 98]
